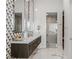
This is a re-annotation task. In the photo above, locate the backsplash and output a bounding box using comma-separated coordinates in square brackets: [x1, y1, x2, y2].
[6, 0, 15, 59]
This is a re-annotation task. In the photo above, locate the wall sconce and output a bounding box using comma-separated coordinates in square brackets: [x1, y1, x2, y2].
[27, 21, 30, 30]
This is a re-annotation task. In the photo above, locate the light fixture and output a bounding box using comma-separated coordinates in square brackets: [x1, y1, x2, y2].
[26, 0, 29, 2]
[27, 21, 30, 30]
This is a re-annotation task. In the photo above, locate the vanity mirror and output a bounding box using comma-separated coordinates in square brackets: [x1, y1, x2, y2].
[13, 0, 24, 33]
[13, 0, 34, 40]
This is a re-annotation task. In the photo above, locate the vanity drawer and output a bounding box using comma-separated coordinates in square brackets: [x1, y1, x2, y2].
[11, 44, 29, 58]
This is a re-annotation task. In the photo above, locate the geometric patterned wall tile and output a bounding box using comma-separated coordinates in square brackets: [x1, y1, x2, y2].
[6, 0, 15, 59]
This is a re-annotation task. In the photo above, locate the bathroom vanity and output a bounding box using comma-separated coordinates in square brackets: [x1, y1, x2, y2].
[11, 0, 41, 58]
[11, 36, 41, 58]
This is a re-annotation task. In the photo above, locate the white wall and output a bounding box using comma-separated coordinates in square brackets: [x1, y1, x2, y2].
[64, 0, 72, 59]
[34, 0, 63, 48]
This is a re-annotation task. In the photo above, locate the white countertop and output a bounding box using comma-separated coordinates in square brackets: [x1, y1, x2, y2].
[11, 34, 41, 44]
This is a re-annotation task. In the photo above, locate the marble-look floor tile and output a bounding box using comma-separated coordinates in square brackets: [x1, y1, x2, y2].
[28, 48, 64, 59]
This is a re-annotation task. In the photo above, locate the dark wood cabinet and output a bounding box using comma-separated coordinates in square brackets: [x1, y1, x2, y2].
[11, 36, 41, 58]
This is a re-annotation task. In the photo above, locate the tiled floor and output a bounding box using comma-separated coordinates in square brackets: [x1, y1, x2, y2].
[12, 48, 64, 59]
[29, 48, 64, 59]
[47, 43, 57, 48]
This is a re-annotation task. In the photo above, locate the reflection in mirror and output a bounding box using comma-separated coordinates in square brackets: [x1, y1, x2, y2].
[13, 0, 34, 40]
[14, 0, 25, 33]
[14, 13, 22, 33]
[12, 0, 25, 41]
